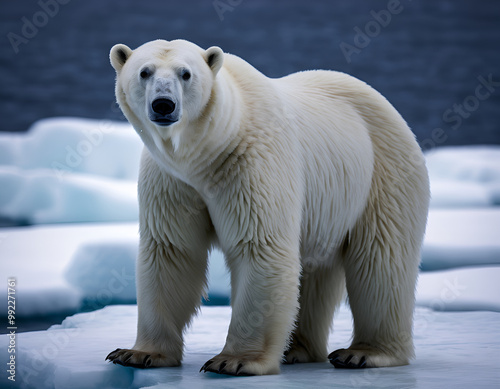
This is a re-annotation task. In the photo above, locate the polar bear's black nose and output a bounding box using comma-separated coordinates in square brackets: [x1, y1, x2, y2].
[152, 98, 176, 116]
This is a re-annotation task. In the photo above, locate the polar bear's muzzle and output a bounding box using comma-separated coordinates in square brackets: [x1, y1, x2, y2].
[150, 97, 179, 126]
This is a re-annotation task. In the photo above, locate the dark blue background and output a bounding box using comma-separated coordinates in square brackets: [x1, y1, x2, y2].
[1, 0, 499, 149]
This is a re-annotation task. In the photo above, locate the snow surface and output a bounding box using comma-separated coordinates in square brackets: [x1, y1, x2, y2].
[417, 266, 500, 312]
[65, 241, 139, 305]
[2, 119, 500, 224]
[420, 208, 500, 270]
[0, 223, 137, 317]
[0, 118, 141, 223]
[425, 146, 500, 208]
[1, 305, 499, 389]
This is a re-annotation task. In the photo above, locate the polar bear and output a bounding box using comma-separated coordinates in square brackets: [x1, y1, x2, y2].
[106, 39, 429, 376]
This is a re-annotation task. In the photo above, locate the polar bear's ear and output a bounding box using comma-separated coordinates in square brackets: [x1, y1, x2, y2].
[204, 46, 224, 76]
[110, 44, 132, 72]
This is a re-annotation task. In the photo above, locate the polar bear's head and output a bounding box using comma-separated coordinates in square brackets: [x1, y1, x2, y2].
[110, 39, 224, 147]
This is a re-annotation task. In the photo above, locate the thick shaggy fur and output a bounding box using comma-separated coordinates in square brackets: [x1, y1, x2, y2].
[107, 39, 430, 375]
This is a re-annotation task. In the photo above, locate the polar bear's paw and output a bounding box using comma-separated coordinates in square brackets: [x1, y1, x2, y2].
[106, 348, 180, 368]
[200, 353, 280, 376]
[283, 348, 310, 364]
[283, 333, 326, 364]
[283, 343, 317, 364]
[328, 347, 409, 369]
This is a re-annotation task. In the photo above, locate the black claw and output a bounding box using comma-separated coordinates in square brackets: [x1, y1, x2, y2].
[113, 359, 125, 366]
[329, 353, 346, 369]
[292, 357, 298, 364]
[235, 363, 243, 375]
[106, 348, 122, 361]
[143, 355, 151, 367]
[200, 360, 214, 373]
[329, 349, 363, 369]
[218, 361, 227, 373]
[330, 354, 369, 369]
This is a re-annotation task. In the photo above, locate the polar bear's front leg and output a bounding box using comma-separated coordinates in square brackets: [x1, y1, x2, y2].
[110, 234, 210, 367]
[107, 226, 211, 368]
[200, 242, 301, 376]
[107, 151, 212, 368]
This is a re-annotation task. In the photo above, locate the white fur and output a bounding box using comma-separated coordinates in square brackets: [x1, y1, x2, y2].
[107, 39, 430, 375]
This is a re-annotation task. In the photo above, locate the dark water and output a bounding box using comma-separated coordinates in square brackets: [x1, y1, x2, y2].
[0, 0, 499, 149]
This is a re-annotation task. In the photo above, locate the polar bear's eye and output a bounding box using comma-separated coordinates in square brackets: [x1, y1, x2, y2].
[140, 68, 152, 80]
[181, 70, 191, 81]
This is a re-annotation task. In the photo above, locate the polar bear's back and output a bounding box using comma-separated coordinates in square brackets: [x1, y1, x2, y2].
[273, 70, 427, 255]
